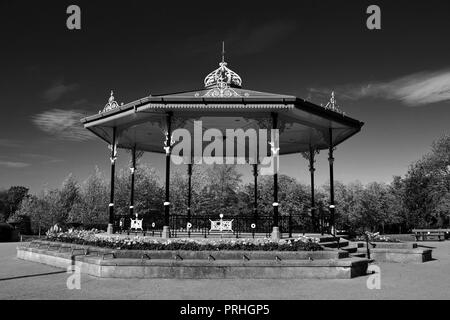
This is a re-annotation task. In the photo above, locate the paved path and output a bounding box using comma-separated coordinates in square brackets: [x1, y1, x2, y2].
[0, 241, 449, 300]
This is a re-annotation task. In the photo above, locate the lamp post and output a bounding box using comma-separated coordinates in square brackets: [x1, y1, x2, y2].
[271, 112, 280, 240]
[162, 112, 173, 239]
[328, 128, 336, 237]
[302, 146, 319, 233]
[129, 146, 136, 219]
[187, 162, 193, 238]
[253, 163, 258, 234]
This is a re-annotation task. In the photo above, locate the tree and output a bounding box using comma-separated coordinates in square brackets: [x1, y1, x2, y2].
[134, 164, 163, 217]
[387, 176, 408, 233]
[195, 164, 242, 217]
[74, 166, 108, 227]
[402, 135, 450, 229]
[58, 174, 81, 224]
[12, 193, 53, 235]
[257, 175, 309, 218]
[0, 189, 8, 222]
[334, 181, 364, 233]
[0, 186, 29, 222]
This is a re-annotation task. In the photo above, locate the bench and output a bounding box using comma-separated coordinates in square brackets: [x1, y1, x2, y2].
[412, 229, 448, 241]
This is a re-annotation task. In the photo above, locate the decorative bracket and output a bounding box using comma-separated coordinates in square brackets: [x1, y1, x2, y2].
[163, 131, 176, 155]
[109, 143, 118, 164]
[269, 141, 280, 156]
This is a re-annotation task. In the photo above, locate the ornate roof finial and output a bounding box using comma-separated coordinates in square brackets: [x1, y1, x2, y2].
[222, 41, 225, 63]
[203, 42, 242, 90]
[324, 91, 344, 114]
[109, 90, 115, 103]
[101, 90, 120, 113]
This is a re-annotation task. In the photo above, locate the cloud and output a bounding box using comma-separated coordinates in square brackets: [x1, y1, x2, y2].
[32, 109, 94, 142]
[311, 70, 450, 107]
[0, 139, 22, 148]
[0, 161, 31, 168]
[43, 80, 78, 102]
[20, 153, 63, 164]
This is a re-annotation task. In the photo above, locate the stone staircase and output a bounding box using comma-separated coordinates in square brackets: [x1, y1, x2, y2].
[318, 235, 367, 258]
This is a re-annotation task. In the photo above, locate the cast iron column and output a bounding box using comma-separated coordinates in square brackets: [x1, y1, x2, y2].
[253, 164, 258, 229]
[162, 112, 173, 238]
[129, 146, 136, 218]
[309, 146, 316, 232]
[187, 162, 193, 237]
[107, 127, 117, 234]
[271, 112, 280, 240]
[328, 128, 336, 237]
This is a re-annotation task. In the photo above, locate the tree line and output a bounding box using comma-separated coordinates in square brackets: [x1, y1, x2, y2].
[2, 134, 449, 235]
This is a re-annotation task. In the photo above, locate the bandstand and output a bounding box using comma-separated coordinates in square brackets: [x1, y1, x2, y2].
[80, 50, 364, 240]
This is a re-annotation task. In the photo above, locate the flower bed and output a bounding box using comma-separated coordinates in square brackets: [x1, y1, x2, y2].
[45, 230, 323, 252]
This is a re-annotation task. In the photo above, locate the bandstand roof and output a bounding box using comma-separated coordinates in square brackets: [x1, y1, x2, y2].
[81, 59, 364, 157]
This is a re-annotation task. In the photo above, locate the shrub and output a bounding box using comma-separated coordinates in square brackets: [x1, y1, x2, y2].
[354, 231, 401, 243]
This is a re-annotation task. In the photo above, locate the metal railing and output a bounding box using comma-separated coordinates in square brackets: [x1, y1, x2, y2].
[114, 212, 320, 238]
[169, 213, 313, 238]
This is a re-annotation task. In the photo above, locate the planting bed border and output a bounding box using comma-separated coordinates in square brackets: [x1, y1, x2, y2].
[17, 241, 370, 279]
[354, 241, 432, 263]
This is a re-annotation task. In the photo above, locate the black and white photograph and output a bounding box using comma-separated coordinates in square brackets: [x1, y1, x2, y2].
[1, 0, 450, 310]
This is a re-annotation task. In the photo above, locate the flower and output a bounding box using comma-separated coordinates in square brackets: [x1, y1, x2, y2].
[44, 230, 323, 251]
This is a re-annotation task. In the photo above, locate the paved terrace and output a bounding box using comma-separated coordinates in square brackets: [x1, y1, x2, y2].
[0, 241, 449, 300]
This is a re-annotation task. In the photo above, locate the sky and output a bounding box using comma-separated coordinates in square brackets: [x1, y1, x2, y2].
[1, 0, 450, 193]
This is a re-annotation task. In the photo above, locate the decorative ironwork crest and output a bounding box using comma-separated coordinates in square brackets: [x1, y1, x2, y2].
[323, 91, 345, 115]
[204, 60, 242, 89]
[256, 118, 272, 130]
[203, 42, 243, 98]
[203, 80, 241, 98]
[300, 148, 320, 161]
[209, 215, 234, 232]
[130, 217, 143, 231]
[101, 90, 120, 113]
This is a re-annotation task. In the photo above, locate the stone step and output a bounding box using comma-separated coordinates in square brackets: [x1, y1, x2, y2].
[356, 248, 372, 257]
[350, 253, 367, 258]
[341, 246, 358, 254]
[320, 240, 350, 248]
[318, 236, 341, 243]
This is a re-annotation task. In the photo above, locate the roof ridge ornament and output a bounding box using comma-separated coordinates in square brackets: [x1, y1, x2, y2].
[101, 90, 120, 113]
[203, 42, 243, 98]
[324, 91, 345, 115]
